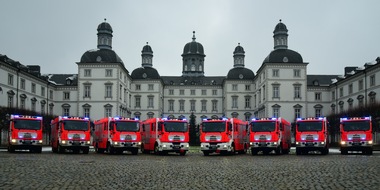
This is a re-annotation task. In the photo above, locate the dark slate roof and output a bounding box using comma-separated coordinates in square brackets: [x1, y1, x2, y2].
[263, 49, 303, 64]
[307, 75, 339, 86]
[274, 22, 288, 33]
[142, 44, 153, 53]
[182, 41, 205, 56]
[233, 45, 245, 54]
[227, 68, 255, 80]
[97, 22, 113, 32]
[131, 67, 160, 79]
[161, 76, 225, 86]
[47, 74, 78, 86]
[80, 49, 123, 64]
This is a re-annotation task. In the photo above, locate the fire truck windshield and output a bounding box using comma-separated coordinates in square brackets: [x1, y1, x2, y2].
[251, 122, 276, 132]
[164, 122, 188, 132]
[63, 121, 89, 131]
[202, 122, 226, 132]
[13, 120, 41, 130]
[115, 121, 139, 132]
[297, 121, 322, 132]
[342, 121, 370, 131]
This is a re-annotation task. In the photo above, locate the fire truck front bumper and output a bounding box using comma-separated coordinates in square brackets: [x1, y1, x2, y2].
[200, 142, 232, 151]
[296, 141, 326, 148]
[10, 138, 43, 146]
[340, 140, 373, 148]
[111, 141, 141, 149]
[159, 142, 189, 151]
[250, 141, 279, 148]
[60, 140, 91, 147]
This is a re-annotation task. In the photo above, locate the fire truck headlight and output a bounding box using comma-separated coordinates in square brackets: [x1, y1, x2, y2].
[138, 142, 141, 145]
[86, 141, 91, 145]
[223, 145, 227, 148]
[296, 142, 299, 145]
[250, 142, 253, 145]
[341, 141, 346, 145]
[62, 140, 66, 144]
[321, 142, 325, 145]
[273, 142, 277, 145]
[11, 139, 17, 143]
[186, 144, 189, 148]
[163, 145, 167, 148]
[39, 140, 43, 144]
[368, 140, 373, 145]
[114, 142, 118, 145]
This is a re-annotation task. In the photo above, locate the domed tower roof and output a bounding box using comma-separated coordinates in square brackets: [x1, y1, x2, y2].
[274, 20, 288, 33]
[233, 43, 245, 54]
[233, 43, 245, 68]
[97, 20, 113, 33]
[97, 19, 113, 50]
[262, 49, 303, 64]
[80, 49, 124, 64]
[142, 42, 153, 54]
[227, 67, 255, 80]
[131, 67, 160, 79]
[141, 42, 154, 67]
[182, 31, 205, 56]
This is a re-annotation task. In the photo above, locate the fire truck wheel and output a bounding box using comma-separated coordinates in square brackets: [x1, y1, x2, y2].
[52, 146, 58, 153]
[58, 143, 64, 154]
[364, 149, 373, 155]
[35, 147, 42, 153]
[251, 149, 258, 155]
[180, 151, 186, 156]
[131, 149, 138, 155]
[83, 147, 89, 154]
[296, 149, 301, 155]
[203, 151, 209, 156]
[8, 145, 15, 153]
[341, 149, 348, 155]
[321, 148, 329, 155]
[154, 143, 159, 155]
[230, 145, 235, 155]
[107, 143, 115, 155]
[275, 146, 282, 155]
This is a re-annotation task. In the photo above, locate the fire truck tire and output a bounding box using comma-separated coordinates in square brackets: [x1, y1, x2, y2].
[365, 149, 373, 155]
[203, 151, 209, 156]
[83, 147, 89, 154]
[35, 147, 42, 153]
[52, 146, 58, 153]
[251, 149, 258, 155]
[180, 151, 186, 156]
[58, 143, 64, 154]
[296, 149, 301, 155]
[154, 143, 159, 155]
[8, 145, 15, 153]
[230, 144, 235, 155]
[321, 148, 329, 155]
[141, 144, 149, 154]
[341, 148, 348, 155]
[131, 149, 138, 155]
[107, 143, 115, 154]
[275, 146, 282, 155]
[283, 148, 290, 154]
[95, 144, 104, 153]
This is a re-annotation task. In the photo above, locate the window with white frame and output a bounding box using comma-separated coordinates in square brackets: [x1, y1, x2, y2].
[273, 108, 279, 118]
[84, 69, 91, 77]
[148, 84, 154, 90]
[273, 86, 279, 98]
[245, 96, 251, 108]
[332, 91, 335, 101]
[272, 69, 279, 77]
[106, 69, 113, 77]
[315, 108, 321, 117]
[8, 95, 13, 108]
[348, 84, 353, 94]
[148, 96, 154, 108]
[339, 87, 343, 97]
[84, 108, 90, 118]
[49, 104, 54, 115]
[84, 85, 91, 98]
[201, 100, 207, 111]
[232, 96, 238, 108]
[20, 79, 25, 90]
[135, 96, 141, 108]
[63, 108, 70, 116]
[8, 74, 14, 85]
[294, 108, 301, 119]
[212, 90, 217, 95]
[293, 69, 301, 77]
[135, 84, 141, 91]
[169, 89, 174, 95]
[339, 101, 344, 113]
[358, 80, 363, 90]
[294, 86, 301, 98]
[370, 75, 376, 86]
[191, 90, 195, 95]
[41, 87, 45, 96]
[49, 90, 53, 99]
[212, 100, 217, 111]
[180, 90, 185, 95]
[32, 83, 36, 93]
[20, 99, 25, 109]
[105, 108, 112, 117]
[64, 92, 70, 100]
[168, 100, 174, 111]
[31, 101, 36, 111]
[179, 100, 185, 111]
[315, 92, 321, 101]
[105, 85, 112, 98]
[245, 85, 250, 91]
[232, 84, 238, 91]
[190, 100, 196, 111]
[202, 89, 206, 95]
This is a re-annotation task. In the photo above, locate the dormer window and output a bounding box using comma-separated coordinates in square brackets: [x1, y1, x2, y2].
[66, 79, 71, 85]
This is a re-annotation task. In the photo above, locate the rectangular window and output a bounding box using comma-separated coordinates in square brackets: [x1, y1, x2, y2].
[201, 90, 206, 95]
[273, 86, 279, 98]
[245, 97, 251, 108]
[84, 69, 91, 77]
[148, 84, 154, 90]
[84, 85, 91, 98]
[41, 87, 45, 96]
[201, 101, 207, 111]
[191, 90, 195, 95]
[294, 86, 301, 98]
[179, 100, 185, 111]
[63, 92, 70, 100]
[20, 99, 25, 109]
[49, 105, 54, 115]
[370, 75, 376, 86]
[212, 101, 217, 111]
[232, 97, 238, 108]
[348, 84, 353, 94]
[84, 108, 90, 118]
[315, 109, 321, 117]
[49, 90, 53, 99]
[124, 88, 127, 103]
[245, 85, 251, 91]
[169, 101, 174, 111]
[105, 85, 112, 98]
[8, 95, 13, 108]
[148, 97, 154, 108]
[31, 101, 36, 111]
[212, 90, 217, 95]
[294, 69, 301, 77]
[272, 69, 279, 77]
[315, 92, 321, 101]
[180, 90, 184, 95]
[135, 97, 141, 108]
[40, 104, 45, 114]
[63, 108, 70, 116]
[332, 91, 335, 101]
[339, 87, 343, 97]
[262, 85, 266, 100]
[169, 89, 174, 95]
[295, 108, 301, 119]
[20, 79, 25, 90]
[106, 69, 113, 77]
[105, 108, 112, 117]
[32, 83, 36, 93]
[190, 101, 195, 111]
[358, 80, 363, 90]
[273, 108, 279, 118]
[135, 84, 141, 91]
[232, 84, 238, 91]
[8, 74, 14, 85]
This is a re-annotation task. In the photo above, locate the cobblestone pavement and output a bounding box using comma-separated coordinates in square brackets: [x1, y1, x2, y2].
[0, 148, 379, 190]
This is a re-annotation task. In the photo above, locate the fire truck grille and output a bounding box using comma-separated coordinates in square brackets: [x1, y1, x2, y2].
[23, 133, 32, 139]
[306, 135, 314, 141]
[259, 135, 267, 141]
[352, 135, 361, 141]
[73, 134, 81, 140]
[210, 136, 217, 141]
[125, 135, 132, 140]
[173, 136, 181, 141]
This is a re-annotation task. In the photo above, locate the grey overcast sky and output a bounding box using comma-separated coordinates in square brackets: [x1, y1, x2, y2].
[1, 0, 379, 76]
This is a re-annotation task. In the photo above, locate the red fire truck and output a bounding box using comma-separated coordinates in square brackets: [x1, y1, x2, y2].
[200, 117, 248, 156]
[295, 117, 329, 155]
[7, 115, 43, 153]
[340, 117, 373, 155]
[249, 117, 291, 155]
[141, 117, 189, 156]
[50, 116, 91, 154]
[93, 117, 141, 155]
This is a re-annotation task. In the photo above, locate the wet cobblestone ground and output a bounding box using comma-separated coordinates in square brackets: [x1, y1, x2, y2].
[0, 148, 379, 190]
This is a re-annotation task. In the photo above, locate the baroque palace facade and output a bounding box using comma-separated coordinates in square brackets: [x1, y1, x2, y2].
[0, 20, 379, 123]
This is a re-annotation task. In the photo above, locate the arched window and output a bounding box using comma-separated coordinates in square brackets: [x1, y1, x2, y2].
[198, 65, 202, 71]
[191, 64, 196, 71]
